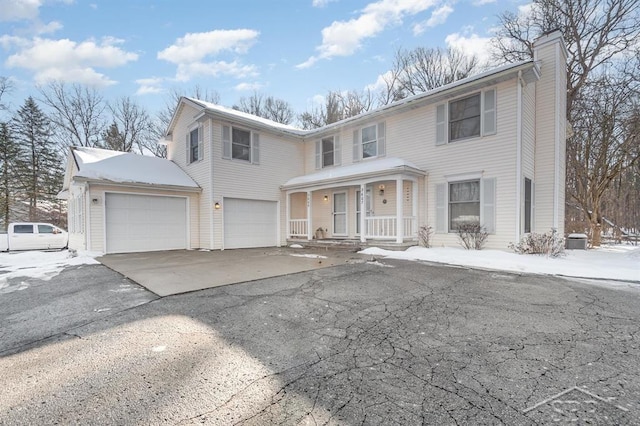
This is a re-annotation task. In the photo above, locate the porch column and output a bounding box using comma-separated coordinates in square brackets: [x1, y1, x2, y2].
[412, 179, 418, 238]
[286, 192, 291, 239]
[306, 191, 313, 241]
[396, 177, 404, 243]
[360, 184, 366, 243]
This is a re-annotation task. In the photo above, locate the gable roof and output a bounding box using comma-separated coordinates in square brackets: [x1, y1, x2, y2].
[69, 147, 200, 189]
[167, 59, 539, 140]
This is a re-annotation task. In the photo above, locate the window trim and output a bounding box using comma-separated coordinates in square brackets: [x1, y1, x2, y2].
[188, 126, 199, 164]
[448, 179, 481, 233]
[449, 93, 481, 142]
[231, 126, 252, 163]
[436, 88, 497, 145]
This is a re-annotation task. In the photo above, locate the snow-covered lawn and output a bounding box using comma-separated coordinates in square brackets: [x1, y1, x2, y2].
[360, 245, 639, 283]
[0, 250, 100, 292]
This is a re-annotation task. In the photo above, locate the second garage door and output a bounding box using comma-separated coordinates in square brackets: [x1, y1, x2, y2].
[224, 198, 278, 249]
[105, 193, 188, 253]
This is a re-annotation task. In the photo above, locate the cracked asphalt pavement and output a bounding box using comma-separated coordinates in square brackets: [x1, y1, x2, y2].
[1, 258, 639, 425]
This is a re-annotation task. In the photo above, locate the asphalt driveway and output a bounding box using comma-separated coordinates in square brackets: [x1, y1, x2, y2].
[1, 258, 639, 424]
[98, 247, 367, 296]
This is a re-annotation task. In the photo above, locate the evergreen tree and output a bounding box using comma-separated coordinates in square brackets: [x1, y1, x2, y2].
[11, 97, 61, 221]
[0, 122, 20, 228]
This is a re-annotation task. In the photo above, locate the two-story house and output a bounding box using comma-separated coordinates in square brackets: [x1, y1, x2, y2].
[61, 31, 567, 254]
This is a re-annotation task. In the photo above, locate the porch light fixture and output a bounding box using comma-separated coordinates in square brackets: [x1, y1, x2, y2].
[214, 202, 221, 210]
[378, 184, 385, 196]
[323, 195, 329, 202]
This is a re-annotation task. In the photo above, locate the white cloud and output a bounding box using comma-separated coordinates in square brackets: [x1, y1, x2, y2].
[0, 0, 42, 21]
[175, 61, 258, 82]
[235, 82, 263, 91]
[135, 77, 165, 95]
[158, 29, 259, 64]
[413, 3, 453, 35]
[445, 32, 492, 64]
[157, 29, 260, 83]
[297, 0, 438, 69]
[472, 0, 495, 5]
[3, 36, 138, 86]
[312, 0, 336, 7]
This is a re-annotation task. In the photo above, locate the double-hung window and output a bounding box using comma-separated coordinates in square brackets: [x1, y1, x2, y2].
[436, 88, 496, 145]
[222, 125, 260, 164]
[189, 127, 199, 163]
[232, 127, 251, 161]
[448, 180, 480, 232]
[315, 135, 341, 169]
[353, 122, 385, 161]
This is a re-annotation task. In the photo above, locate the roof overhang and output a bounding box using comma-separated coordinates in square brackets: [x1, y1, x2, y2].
[71, 176, 202, 193]
[282, 158, 427, 192]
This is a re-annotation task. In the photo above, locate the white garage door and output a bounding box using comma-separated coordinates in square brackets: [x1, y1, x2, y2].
[105, 193, 187, 253]
[224, 198, 278, 249]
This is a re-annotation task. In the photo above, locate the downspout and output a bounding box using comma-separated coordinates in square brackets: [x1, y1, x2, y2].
[209, 117, 214, 249]
[515, 70, 524, 242]
[84, 182, 91, 251]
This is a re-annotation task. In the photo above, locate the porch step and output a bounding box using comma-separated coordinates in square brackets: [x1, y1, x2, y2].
[287, 238, 417, 252]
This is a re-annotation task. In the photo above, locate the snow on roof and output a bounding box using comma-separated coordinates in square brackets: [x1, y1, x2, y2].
[283, 157, 425, 188]
[72, 147, 199, 188]
[185, 97, 304, 133]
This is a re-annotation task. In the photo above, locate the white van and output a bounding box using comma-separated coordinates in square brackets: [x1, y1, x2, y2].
[0, 223, 68, 251]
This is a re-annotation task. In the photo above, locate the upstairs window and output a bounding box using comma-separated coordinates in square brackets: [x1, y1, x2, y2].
[315, 135, 341, 169]
[232, 128, 251, 161]
[353, 122, 385, 162]
[222, 125, 260, 164]
[186, 124, 203, 164]
[449, 94, 481, 142]
[436, 88, 497, 145]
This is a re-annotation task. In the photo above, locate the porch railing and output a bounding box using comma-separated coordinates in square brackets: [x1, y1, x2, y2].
[365, 216, 417, 239]
[289, 219, 308, 237]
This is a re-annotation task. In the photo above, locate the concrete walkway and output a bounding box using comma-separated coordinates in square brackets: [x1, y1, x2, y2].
[98, 247, 367, 296]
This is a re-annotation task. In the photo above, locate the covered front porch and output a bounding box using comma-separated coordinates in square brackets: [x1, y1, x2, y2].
[282, 158, 426, 245]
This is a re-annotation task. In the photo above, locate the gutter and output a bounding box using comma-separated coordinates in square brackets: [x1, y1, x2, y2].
[71, 177, 202, 193]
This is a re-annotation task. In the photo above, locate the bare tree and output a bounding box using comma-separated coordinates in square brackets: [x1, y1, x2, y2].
[0, 76, 13, 111]
[298, 90, 374, 129]
[378, 47, 479, 105]
[492, 0, 640, 245]
[107, 96, 153, 153]
[152, 85, 221, 158]
[233, 91, 295, 125]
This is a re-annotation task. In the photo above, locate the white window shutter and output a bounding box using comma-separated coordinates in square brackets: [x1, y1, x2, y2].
[353, 129, 360, 162]
[483, 89, 496, 136]
[222, 125, 231, 159]
[482, 178, 496, 234]
[435, 183, 446, 233]
[377, 122, 386, 156]
[197, 123, 204, 161]
[436, 104, 446, 145]
[334, 135, 341, 166]
[315, 140, 321, 169]
[185, 133, 190, 163]
[251, 132, 260, 164]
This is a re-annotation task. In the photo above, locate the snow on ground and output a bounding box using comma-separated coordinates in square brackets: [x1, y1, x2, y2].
[360, 245, 639, 283]
[290, 253, 328, 259]
[0, 250, 100, 293]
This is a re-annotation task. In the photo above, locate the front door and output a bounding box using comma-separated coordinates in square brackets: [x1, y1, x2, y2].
[356, 188, 372, 234]
[333, 192, 347, 236]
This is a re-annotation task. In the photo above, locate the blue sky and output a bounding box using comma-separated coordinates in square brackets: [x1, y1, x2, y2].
[0, 0, 528, 118]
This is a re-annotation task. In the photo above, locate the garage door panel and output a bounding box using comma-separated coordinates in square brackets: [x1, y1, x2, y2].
[106, 193, 187, 253]
[224, 198, 277, 249]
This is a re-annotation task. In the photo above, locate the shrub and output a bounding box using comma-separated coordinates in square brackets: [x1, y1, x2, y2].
[509, 229, 565, 257]
[455, 221, 488, 250]
[418, 225, 433, 248]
